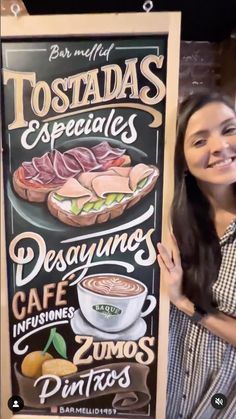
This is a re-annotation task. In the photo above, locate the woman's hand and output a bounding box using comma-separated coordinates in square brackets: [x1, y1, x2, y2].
[157, 234, 184, 305]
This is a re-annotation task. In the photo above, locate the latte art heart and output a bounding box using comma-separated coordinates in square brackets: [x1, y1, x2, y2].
[81, 276, 145, 297]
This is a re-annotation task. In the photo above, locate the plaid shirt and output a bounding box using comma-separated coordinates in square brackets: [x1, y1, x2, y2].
[167, 220, 236, 419]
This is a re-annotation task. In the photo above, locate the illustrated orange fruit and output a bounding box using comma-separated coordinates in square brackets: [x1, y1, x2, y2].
[21, 351, 53, 378]
[42, 359, 77, 376]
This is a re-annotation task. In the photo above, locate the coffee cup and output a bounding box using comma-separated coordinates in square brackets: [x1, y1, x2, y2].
[77, 273, 156, 332]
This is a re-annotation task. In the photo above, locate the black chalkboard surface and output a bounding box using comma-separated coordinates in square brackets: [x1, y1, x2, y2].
[1, 13, 180, 419]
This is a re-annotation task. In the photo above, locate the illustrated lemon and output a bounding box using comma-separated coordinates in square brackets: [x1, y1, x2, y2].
[21, 351, 53, 378]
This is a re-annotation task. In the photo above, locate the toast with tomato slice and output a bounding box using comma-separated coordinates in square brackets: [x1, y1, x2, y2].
[13, 141, 130, 202]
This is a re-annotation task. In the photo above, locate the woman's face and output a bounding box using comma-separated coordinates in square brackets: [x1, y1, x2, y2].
[184, 102, 236, 186]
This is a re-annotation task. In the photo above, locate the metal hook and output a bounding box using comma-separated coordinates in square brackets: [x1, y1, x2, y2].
[143, 0, 154, 13]
[10, 3, 20, 17]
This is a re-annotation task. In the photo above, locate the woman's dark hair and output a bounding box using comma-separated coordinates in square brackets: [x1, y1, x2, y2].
[171, 91, 236, 313]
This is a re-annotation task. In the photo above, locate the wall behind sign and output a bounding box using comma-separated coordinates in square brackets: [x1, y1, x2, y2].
[179, 34, 236, 105]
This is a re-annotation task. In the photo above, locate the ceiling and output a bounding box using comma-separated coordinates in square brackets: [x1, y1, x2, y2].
[23, 0, 236, 42]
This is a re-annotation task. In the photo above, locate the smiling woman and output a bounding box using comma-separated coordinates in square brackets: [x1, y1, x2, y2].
[157, 92, 236, 418]
[184, 101, 236, 186]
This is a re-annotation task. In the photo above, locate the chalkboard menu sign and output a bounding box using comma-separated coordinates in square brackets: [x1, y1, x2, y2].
[1, 13, 180, 419]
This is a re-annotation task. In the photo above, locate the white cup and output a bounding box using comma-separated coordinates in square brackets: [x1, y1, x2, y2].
[77, 274, 156, 332]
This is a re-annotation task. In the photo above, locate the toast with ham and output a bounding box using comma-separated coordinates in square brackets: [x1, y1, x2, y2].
[47, 163, 159, 226]
[13, 141, 131, 202]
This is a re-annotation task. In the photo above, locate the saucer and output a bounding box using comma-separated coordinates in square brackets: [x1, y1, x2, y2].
[70, 309, 147, 341]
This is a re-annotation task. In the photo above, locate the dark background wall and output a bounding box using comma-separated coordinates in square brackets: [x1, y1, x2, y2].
[21, 0, 236, 43]
[179, 37, 236, 102]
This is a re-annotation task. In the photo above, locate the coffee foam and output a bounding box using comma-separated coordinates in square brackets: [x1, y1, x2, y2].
[81, 275, 145, 297]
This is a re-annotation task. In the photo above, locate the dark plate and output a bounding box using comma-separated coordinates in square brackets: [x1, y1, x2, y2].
[7, 137, 148, 232]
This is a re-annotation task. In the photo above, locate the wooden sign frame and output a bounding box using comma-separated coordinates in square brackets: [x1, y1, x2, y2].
[1, 12, 180, 419]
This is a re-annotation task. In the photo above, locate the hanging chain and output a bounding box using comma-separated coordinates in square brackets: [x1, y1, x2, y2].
[143, 0, 154, 13]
